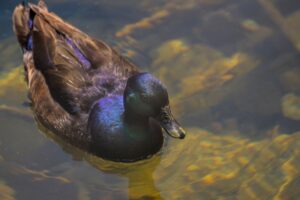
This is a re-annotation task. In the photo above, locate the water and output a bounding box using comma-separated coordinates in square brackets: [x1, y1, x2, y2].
[1, 0, 300, 199]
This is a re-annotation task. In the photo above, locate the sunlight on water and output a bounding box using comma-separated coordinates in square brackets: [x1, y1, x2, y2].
[1, 0, 300, 199]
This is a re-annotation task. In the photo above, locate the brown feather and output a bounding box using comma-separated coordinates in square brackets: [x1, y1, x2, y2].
[12, 5, 30, 48]
[28, 3, 139, 73]
[12, 2, 140, 148]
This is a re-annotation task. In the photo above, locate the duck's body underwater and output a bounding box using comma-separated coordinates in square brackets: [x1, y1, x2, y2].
[12, 0, 185, 162]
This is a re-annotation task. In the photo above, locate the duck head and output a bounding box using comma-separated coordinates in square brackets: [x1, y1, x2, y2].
[124, 73, 186, 139]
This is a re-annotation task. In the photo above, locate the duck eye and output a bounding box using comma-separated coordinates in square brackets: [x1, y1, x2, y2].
[126, 92, 136, 103]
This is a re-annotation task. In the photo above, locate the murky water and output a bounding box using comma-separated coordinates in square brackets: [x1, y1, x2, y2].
[1, 0, 300, 199]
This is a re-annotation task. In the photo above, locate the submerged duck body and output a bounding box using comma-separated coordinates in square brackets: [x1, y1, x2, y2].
[12, 0, 185, 162]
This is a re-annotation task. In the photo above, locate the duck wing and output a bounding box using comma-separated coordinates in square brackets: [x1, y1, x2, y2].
[12, 2, 95, 147]
[28, 3, 139, 76]
[31, 14, 97, 115]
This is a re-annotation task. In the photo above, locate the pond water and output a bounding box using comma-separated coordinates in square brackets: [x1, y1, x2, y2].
[1, 0, 300, 199]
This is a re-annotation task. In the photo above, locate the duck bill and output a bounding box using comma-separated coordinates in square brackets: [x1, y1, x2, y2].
[156, 106, 186, 139]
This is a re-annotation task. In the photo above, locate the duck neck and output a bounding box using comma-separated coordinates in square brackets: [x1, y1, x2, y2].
[124, 108, 149, 127]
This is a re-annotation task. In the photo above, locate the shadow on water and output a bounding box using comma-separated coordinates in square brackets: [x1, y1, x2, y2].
[38, 124, 164, 200]
[0, 109, 163, 199]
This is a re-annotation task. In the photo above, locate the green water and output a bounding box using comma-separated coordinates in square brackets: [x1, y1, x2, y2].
[1, 0, 300, 199]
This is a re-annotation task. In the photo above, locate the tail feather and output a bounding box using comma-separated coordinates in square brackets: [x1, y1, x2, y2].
[38, 0, 48, 11]
[22, 0, 47, 9]
[12, 4, 30, 49]
[13, 1, 48, 51]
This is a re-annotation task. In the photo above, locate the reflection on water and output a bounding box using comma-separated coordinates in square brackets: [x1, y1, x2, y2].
[1, 0, 300, 199]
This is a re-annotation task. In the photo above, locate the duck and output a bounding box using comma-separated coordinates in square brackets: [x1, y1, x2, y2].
[12, 0, 186, 162]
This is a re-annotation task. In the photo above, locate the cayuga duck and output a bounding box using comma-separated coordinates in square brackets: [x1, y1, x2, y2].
[12, 0, 186, 162]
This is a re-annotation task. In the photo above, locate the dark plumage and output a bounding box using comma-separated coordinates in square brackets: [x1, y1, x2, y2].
[12, 1, 185, 162]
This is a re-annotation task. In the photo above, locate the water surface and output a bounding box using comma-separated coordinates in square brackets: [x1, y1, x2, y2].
[1, 0, 300, 199]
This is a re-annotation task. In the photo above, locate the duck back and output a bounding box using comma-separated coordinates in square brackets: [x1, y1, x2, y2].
[12, 1, 139, 149]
